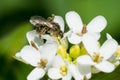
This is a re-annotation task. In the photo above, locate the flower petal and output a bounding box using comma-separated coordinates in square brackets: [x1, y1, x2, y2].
[41, 34, 58, 44]
[15, 52, 21, 58]
[69, 64, 83, 80]
[106, 33, 113, 39]
[62, 71, 72, 80]
[20, 45, 41, 66]
[87, 32, 100, 40]
[27, 68, 45, 80]
[65, 11, 83, 33]
[91, 67, 100, 73]
[87, 15, 107, 33]
[40, 43, 58, 68]
[52, 55, 65, 68]
[26, 30, 43, 47]
[48, 68, 62, 79]
[82, 34, 99, 56]
[68, 33, 82, 44]
[95, 61, 115, 73]
[77, 55, 94, 65]
[54, 16, 64, 32]
[100, 39, 118, 59]
[77, 64, 92, 79]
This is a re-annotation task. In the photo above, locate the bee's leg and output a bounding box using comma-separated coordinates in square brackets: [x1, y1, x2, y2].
[47, 28, 53, 36]
[51, 14, 55, 19]
[47, 14, 55, 22]
[47, 17, 53, 22]
[40, 27, 47, 34]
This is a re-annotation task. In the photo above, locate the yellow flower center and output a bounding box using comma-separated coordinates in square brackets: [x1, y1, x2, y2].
[92, 52, 103, 63]
[60, 65, 67, 76]
[38, 59, 48, 68]
[57, 44, 88, 64]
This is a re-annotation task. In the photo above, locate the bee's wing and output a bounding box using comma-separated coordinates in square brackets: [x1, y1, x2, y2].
[30, 15, 47, 21]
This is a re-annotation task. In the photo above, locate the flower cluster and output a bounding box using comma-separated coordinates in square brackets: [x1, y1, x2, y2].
[15, 11, 120, 80]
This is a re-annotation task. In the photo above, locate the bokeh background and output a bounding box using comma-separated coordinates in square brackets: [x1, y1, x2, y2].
[0, 0, 120, 80]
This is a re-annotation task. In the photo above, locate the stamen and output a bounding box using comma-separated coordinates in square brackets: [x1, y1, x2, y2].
[30, 41, 39, 50]
[60, 65, 67, 76]
[81, 24, 87, 34]
[83, 75, 88, 80]
[38, 59, 48, 68]
[93, 52, 103, 63]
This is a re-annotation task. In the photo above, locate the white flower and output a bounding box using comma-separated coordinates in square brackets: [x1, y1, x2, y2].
[65, 11, 107, 44]
[48, 55, 72, 80]
[16, 42, 57, 80]
[77, 34, 118, 73]
[105, 33, 120, 66]
[16, 32, 58, 80]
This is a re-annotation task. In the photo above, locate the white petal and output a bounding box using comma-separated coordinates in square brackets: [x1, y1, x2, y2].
[100, 39, 118, 59]
[77, 64, 92, 79]
[69, 64, 83, 80]
[87, 32, 100, 40]
[41, 34, 58, 44]
[54, 16, 64, 32]
[87, 16, 107, 32]
[40, 43, 57, 60]
[52, 55, 65, 68]
[91, 67, 100, 73]
[95, 61, 115, 73]
[106, 33, 113, 39]
[20, 45, 41, 66]
[82, 34, 99, 56]
[87, 15, 107, 32]
[27, 68, 45, 80]
[65, 11, 83, 33]
[48, 68, 62, 79]
[62, 71, 72, 80]
[15, 52, 21, 58]
[26, 30, 43, 47]
[26, 30, 38, 42]
[77, 55, 94, 65]
[68, 33, 82, 44]
[40, 43, 58, 68]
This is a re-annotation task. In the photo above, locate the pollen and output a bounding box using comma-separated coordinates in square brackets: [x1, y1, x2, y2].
[38, 59, 48, 68]
[93, 52, 103, 63]
[60, 65, 67, 76]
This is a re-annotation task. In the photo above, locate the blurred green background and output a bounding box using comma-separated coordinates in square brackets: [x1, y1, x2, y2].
[0, 0, 120, 80]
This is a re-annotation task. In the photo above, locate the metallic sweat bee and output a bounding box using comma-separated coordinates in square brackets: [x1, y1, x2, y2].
[30, 15, 63, 39]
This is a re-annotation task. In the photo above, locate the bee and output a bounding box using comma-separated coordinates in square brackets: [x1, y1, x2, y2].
[30, 15, 63, 39]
